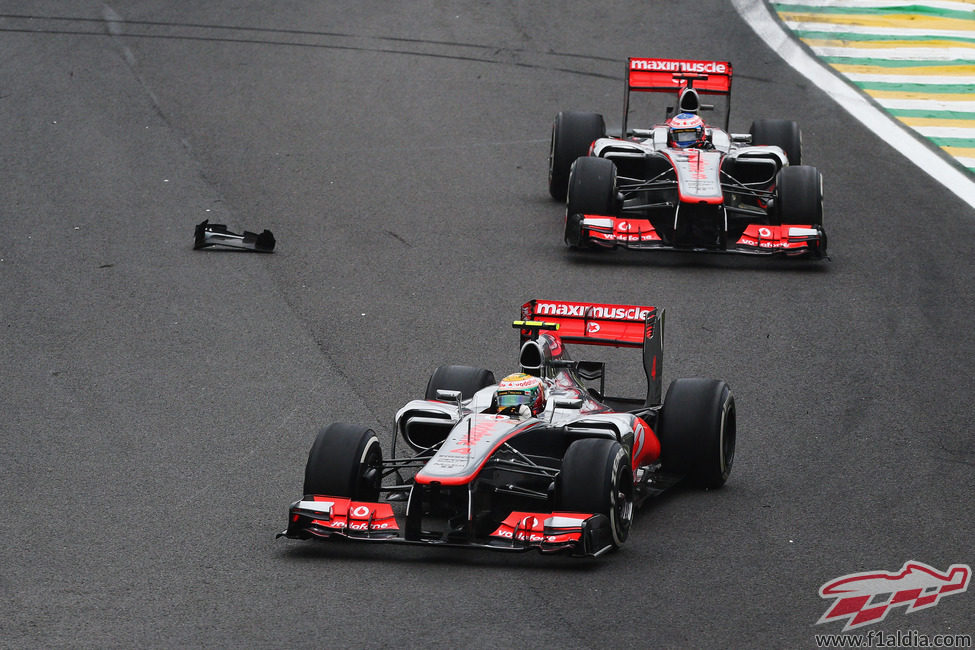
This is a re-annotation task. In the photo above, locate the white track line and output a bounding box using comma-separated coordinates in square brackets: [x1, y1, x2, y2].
[732, 0, 975, 210]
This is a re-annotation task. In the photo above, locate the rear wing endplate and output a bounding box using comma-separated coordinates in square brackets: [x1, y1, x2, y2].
[519, 299, 665, 406]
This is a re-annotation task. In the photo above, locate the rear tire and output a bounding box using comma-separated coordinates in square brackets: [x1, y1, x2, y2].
[565, 156, 617, 249]
[549, 111, 606, 201]
[775, 165, 823, 226]
[303, 423, 383, 500]
[656, 378, 736, 489]
[557, 438, 633, 548]
[424, 365, 496, 401]
[750, 119, 802, 166]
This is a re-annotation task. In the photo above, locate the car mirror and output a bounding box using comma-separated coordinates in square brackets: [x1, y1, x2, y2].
[555, 398, 584, 409]
[435, 389, 462, 403]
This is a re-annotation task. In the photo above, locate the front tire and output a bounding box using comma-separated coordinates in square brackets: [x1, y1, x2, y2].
[564, 156, 618, 249]
[549, 111, 606, 201]
[656, 378, 736, 489]
[775, 165, 823, 227]
[303, 423, 383, 500]
[557, 438, 633, 548]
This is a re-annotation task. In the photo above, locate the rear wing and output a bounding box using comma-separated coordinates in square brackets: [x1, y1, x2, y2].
[623, 57, 733, 134]
[519, 299, 665, 406]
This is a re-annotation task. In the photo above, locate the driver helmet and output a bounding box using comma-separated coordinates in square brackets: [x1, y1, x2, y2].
[668, 112, 706, 149]
[496, 373, 547, 417]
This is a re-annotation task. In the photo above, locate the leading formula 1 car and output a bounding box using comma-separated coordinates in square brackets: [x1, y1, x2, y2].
[548, 57, 827, 258]
[279, 299, 736, 557]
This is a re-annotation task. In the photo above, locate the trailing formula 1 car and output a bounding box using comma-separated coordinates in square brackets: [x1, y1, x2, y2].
[548, 57, 827, 258]
[279, 299, 736, 557]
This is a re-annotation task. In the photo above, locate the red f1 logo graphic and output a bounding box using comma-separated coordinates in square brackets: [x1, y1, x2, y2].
[817, 561, 970, 631]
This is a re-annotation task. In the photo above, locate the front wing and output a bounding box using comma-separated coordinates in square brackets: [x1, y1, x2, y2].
[580, 215, 827, 257]
[278, 496, 617, 557]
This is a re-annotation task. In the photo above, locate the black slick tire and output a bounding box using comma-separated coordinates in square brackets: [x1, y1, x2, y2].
[564, 156, 617, 249]
[656, 378, 736, 489]
[549, 111, 606, 201]
[557, 438, 633, 548]
[303, 423, 383, 500]
[424, 365, 496, 401]
[750, 119, 802, 166]
[775, 165, 823, 227]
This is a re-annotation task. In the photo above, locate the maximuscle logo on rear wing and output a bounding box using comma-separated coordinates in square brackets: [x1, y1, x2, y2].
[627, 58, 733, 94]
[520, 299, 665, 406]
[521, 300, 655, 348]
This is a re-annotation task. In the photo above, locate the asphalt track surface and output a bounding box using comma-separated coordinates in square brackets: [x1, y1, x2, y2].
[1, 2, 973, 647]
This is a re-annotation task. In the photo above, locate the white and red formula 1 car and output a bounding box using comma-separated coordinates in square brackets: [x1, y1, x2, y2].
[549, 57, 827, 258]
[279, 300, 736, 557]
